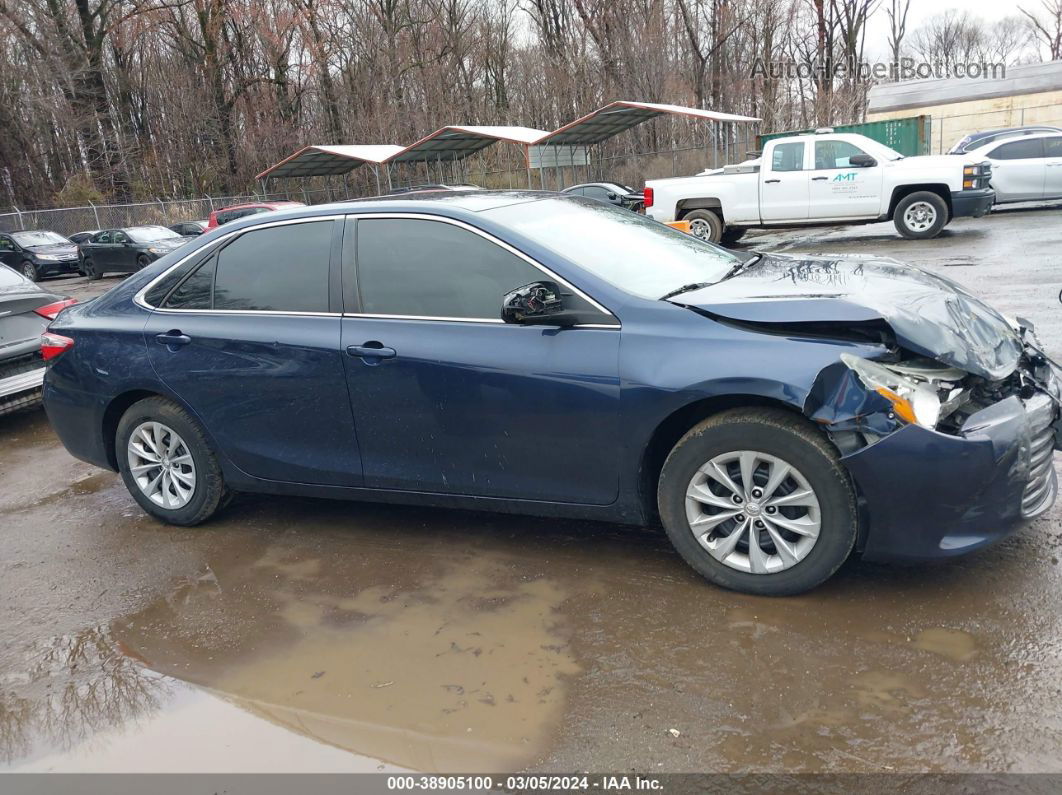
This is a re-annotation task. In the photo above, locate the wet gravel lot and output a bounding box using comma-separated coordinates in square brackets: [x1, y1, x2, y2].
[2, 203, 1062, 774]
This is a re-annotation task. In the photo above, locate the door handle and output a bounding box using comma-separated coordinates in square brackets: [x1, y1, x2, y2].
[811, 176, 828, 181]
[347, 343, 396, 360]
[155, 331, 191, 347]
[764, 178, 781, 184]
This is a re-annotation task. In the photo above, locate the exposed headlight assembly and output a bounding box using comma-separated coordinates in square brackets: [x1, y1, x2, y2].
[840, 354, 944, 429]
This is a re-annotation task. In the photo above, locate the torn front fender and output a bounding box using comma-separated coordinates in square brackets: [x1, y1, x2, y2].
[803, 361, 903, 437]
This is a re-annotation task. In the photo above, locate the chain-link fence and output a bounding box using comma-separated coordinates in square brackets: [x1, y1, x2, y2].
[0, 189, 334, 237]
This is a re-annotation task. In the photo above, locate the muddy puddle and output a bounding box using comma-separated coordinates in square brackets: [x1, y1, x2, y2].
[3, 439, 1062, 772]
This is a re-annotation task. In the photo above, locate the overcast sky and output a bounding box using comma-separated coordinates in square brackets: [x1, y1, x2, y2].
[862, 0, 1039, 59]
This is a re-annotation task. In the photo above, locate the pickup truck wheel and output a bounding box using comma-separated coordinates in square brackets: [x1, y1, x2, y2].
[894, 191, 948, 239]
[657, 408, 858, 595]
[683, 209, 723, 243]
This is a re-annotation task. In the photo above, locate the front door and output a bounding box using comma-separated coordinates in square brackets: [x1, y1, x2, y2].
[808, 139, 884, 218]
[760, 141, 810, 221]
[144, 217, 362, 486]
[988, 137, 1047, 202]
[1043, 136, 1062, 199]
[340, 215, 623, 505]
[111, 230, 135, 272]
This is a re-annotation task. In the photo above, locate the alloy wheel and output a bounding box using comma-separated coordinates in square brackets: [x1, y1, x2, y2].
[21, 262, 37, 280]
[685, 450, 821, 574]
[127, 421, 197, 509]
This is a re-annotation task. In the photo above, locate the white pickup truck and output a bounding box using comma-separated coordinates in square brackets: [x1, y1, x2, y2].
[644, 131, 994, 242]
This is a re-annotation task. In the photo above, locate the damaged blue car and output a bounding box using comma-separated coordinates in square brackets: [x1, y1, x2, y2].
[42, 192, 1061, 595]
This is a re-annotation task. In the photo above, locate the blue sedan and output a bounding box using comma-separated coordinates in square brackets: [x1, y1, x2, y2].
[41, 192, 1060, 594]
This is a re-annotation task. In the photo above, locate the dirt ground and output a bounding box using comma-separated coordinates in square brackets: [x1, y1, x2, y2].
[2, 203, 1062, 774]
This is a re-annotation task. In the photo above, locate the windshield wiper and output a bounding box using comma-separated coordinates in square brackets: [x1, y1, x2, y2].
[660, 282, 713, 301]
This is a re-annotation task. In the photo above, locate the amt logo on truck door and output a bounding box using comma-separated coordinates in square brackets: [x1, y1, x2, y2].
[833, 172, 858, 182]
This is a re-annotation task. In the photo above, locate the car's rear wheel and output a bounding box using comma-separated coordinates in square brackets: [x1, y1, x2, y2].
[683, 209, 724, 242]
[658, 408, 857, 595]
[20, 260, 38, 281]
[116, 397, 229, 526]
[82, 257, 101, 281]
[894, 191, 948, 239]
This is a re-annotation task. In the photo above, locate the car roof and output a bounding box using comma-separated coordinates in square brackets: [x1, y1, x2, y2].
[215, 201, 302, 212]
[969, 131, 1062, 152]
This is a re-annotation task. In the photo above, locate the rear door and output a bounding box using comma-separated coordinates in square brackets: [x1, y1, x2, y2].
[808, 139, 883, 218]
[987, 138, 1047, 201]
[760, 141, 810, 221]
[1043, 136, 1062, 199]
[143, 216, 363, 486]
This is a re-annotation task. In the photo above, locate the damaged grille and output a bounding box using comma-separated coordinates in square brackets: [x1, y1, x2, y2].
[1021, 392, 1057, 518]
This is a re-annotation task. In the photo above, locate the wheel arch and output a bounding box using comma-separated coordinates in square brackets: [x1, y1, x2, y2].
[887, 184, 951, 219]
[677, 198, 724, 220]
[638, 393, 806, 525]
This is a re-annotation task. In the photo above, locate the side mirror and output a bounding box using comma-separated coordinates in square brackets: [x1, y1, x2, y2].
[607, 192, 618, 201]
[502, 281, 589, 327]
[849, 153, 877, 168]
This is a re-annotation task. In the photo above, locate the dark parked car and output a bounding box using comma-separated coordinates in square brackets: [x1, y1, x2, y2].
[562, 182, 644, 211]
[169, 220, 208, 237]
[947, 125, 1062, 154]
[206, 201, 304, 229]
[78, 226, 192, 280]
[42, 193, 1059, 595]
[0, 264, 75, 414]
[69, 230, 99, 245]
[0, 230, 81, 281]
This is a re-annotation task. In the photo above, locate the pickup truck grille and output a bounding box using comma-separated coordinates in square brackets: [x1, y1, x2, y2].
[1021, 392, 1057, 518]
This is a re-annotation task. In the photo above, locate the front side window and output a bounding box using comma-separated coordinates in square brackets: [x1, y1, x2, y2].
[1044, 137, 1062, 157]
[213, 220, 332, 312]
[484, 197, 740, 300]
[815, 140, 869, 169]
[771, 142, 805, 172]
[354, 218, 554, 319]
[94, 231, 112, 244]
[990, 139, 1045, 160]
[113, 231, 129, 244]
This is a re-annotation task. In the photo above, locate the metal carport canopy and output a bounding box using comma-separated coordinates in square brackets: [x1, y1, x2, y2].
[536, 101, 760, 145]
[255, 145, 405, 180]
[386, 126, 550, 163]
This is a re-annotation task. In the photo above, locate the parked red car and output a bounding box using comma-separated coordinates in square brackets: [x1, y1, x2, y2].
[205, 201, 304, 229]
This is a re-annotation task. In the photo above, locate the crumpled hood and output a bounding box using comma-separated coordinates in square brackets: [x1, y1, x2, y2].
[671, 253, 1023, 380]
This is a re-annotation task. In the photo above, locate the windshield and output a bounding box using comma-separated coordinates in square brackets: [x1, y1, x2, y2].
[127, 226, 181, 243]
[12, 231, 69, 247]
[484, 197, 741, 300]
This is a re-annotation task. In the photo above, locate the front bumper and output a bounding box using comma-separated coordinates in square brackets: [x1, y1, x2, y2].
[845, 388, 1059, 562]
[951, 187, 995, 218]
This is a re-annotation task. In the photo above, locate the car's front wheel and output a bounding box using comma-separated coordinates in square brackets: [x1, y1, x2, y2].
[658, 408, 857, 595]
[20, 260, 38, 281]
[894, 191, 948, 239]
[136, 254, 151, 270]
[116, 397, 230, 526]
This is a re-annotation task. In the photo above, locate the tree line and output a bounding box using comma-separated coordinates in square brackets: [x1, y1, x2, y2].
[1, 0, 1060, 209]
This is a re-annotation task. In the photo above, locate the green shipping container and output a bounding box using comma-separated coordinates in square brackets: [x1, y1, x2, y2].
[756, 115, 931, 157]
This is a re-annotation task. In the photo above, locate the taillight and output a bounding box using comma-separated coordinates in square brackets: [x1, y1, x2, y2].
[643, 186, 654, 208]
[41, 332, 75, 361]
[34, 298, 77, 320]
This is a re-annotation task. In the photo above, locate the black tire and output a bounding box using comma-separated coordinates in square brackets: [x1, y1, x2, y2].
[82, 257, 101, 281]
[683, 209, 724, 243]
[19, 260, 38, 282]
[720, 227, 747, 246]
[657, 408, 857, 596]
[893, 191, 948, 239]
[116, 396, 230, 526]
[136, 254, 150, 270]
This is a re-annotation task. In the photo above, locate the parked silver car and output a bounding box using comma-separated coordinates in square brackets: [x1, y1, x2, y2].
[966, 132, 1062, 205]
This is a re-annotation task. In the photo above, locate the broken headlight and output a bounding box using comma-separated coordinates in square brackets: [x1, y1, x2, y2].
[840, 354, 945, 429]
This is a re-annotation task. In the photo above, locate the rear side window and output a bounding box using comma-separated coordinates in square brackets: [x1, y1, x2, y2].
[355, 218, 549, 319]
[990, 139, 1045, 160]
[771, 142, 805, 172]
[213, 221, 332, 312]
[165, 256, 217, 310]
